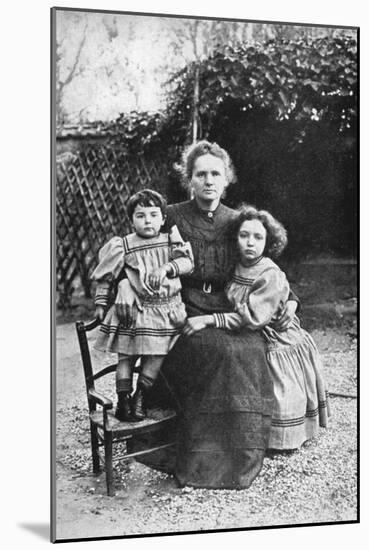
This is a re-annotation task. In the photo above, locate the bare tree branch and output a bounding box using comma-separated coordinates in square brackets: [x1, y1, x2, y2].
[56, 20, 88, 124]
[63, 21, 88, 88]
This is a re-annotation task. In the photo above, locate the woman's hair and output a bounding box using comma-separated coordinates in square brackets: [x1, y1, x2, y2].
[178, 140, 236, 188]
[127, 188, 167, 220]
[230, 204, 288, 259]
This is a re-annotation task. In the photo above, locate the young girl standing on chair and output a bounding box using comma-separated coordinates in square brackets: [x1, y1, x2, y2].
[92, 189, 193, 422]
[186, 204, 329, 449]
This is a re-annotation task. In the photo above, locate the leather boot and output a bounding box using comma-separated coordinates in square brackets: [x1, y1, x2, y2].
[115, 392, 132, 422]
[130, 386, 146, 421]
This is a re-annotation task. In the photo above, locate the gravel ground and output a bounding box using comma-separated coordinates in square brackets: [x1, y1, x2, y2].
[54, 316, 357, 541]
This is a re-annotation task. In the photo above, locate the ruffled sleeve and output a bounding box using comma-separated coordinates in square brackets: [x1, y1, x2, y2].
[166, 225, 194, 278]
[214, 267, 290, 331]
[91, 237, 125, 307]
[236, 267, 290, 330]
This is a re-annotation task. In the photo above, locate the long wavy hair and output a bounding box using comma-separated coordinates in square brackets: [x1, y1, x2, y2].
[229, 204, 288, 260]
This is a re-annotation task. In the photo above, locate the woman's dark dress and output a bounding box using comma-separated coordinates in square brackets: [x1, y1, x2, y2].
[137, 200, 275, 489]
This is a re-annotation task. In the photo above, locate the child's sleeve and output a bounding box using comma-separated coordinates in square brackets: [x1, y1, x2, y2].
[91, 237, 125, 308]
[288, 287, 301, 311]
[167, 225, 194, 277]
[213, 310, 244, 331]
[213, 268, 290, 331]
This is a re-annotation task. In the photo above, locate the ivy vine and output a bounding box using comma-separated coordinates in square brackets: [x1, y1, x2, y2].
[105, 35, 357, 154]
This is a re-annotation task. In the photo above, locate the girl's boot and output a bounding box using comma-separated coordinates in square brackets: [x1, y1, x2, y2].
[115, 378, 133, 421]
[131, 374, 154, 421]
[130, 386, 146, 421]
[115, 391, 132, 422]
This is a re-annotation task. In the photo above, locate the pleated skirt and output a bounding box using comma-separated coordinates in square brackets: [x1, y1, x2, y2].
[94, 293, 187, 356]
[263, 319, 330, 450]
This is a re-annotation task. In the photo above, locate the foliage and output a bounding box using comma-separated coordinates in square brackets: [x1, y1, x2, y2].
[56, 9, 355, 124]
[166, 36, 357, 139]
[105, 110, 177, 152]
[103, 35, 357, 257]
[105, 36, 357, 151]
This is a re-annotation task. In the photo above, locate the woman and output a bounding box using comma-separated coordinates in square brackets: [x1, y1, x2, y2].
[116, 141, 298, 489]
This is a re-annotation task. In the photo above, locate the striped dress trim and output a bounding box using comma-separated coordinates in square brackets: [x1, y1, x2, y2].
[272, 414, 317, 427]
[168, 259, 180, 277]
[99, 324, 179, 337]
[230, 274, 255, 286]
[213, 312, 227, 329]
[122, 235, 169, 255]
[271, 390, 330, 428]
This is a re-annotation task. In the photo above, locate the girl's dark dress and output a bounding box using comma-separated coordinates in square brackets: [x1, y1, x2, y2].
[136, 199, 275, 489]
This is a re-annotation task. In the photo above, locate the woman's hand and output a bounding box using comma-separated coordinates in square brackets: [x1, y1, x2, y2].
[271, 300, 297, 331]
[147, 265, 169, 291]
[182, 315, 214, 337]
[95, 305, 105, 322]
[115, 278, 143, 328]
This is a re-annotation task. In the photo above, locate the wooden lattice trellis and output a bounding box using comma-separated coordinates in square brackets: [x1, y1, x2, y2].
[56, 146, 170, 308]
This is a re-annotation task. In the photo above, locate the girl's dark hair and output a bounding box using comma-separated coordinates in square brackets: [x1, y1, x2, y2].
[177, 140, 236, 189]
[127, 188, 167, 220]
[230, 204, 288, 259]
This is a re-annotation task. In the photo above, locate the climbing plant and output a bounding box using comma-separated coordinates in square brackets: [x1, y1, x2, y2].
[166, 36, 357, 140]
[105, 35, 357, 151]
[103, 35, 357, 257]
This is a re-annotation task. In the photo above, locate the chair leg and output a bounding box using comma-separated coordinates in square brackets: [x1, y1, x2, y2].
[104, 432, 115, 496]
[90, 421, 100, 474]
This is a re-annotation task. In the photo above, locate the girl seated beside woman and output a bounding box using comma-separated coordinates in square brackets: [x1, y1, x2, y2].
[186, 204, 329, 450]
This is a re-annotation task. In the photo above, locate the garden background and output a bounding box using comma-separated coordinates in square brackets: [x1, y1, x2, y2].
[55, 11, 357, 312]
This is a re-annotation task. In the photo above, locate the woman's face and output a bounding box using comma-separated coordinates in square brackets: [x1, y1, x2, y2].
[237, 219, 267, 264]
[190, 154, 228, 206]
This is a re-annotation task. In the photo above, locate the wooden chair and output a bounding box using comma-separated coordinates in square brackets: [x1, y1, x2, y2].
[75, 318, 176, 496]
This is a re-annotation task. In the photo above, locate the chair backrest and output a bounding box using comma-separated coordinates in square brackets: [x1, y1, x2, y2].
[75, 318, 118, 411]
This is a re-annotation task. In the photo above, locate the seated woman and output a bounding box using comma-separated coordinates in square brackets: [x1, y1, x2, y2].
[115, 141, 302, 489]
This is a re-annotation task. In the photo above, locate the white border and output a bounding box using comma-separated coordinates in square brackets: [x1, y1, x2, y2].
[2, 1, 365, 548]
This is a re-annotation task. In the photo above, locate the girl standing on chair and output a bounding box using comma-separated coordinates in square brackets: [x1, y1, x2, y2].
[92, 189, 193, 422]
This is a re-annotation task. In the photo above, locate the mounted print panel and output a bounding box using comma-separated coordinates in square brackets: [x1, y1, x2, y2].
[51, 6, 358, 543]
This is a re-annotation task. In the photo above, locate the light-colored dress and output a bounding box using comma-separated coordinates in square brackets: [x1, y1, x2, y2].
[213, 256, 329, 450]
[91, 226, 194, 356]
